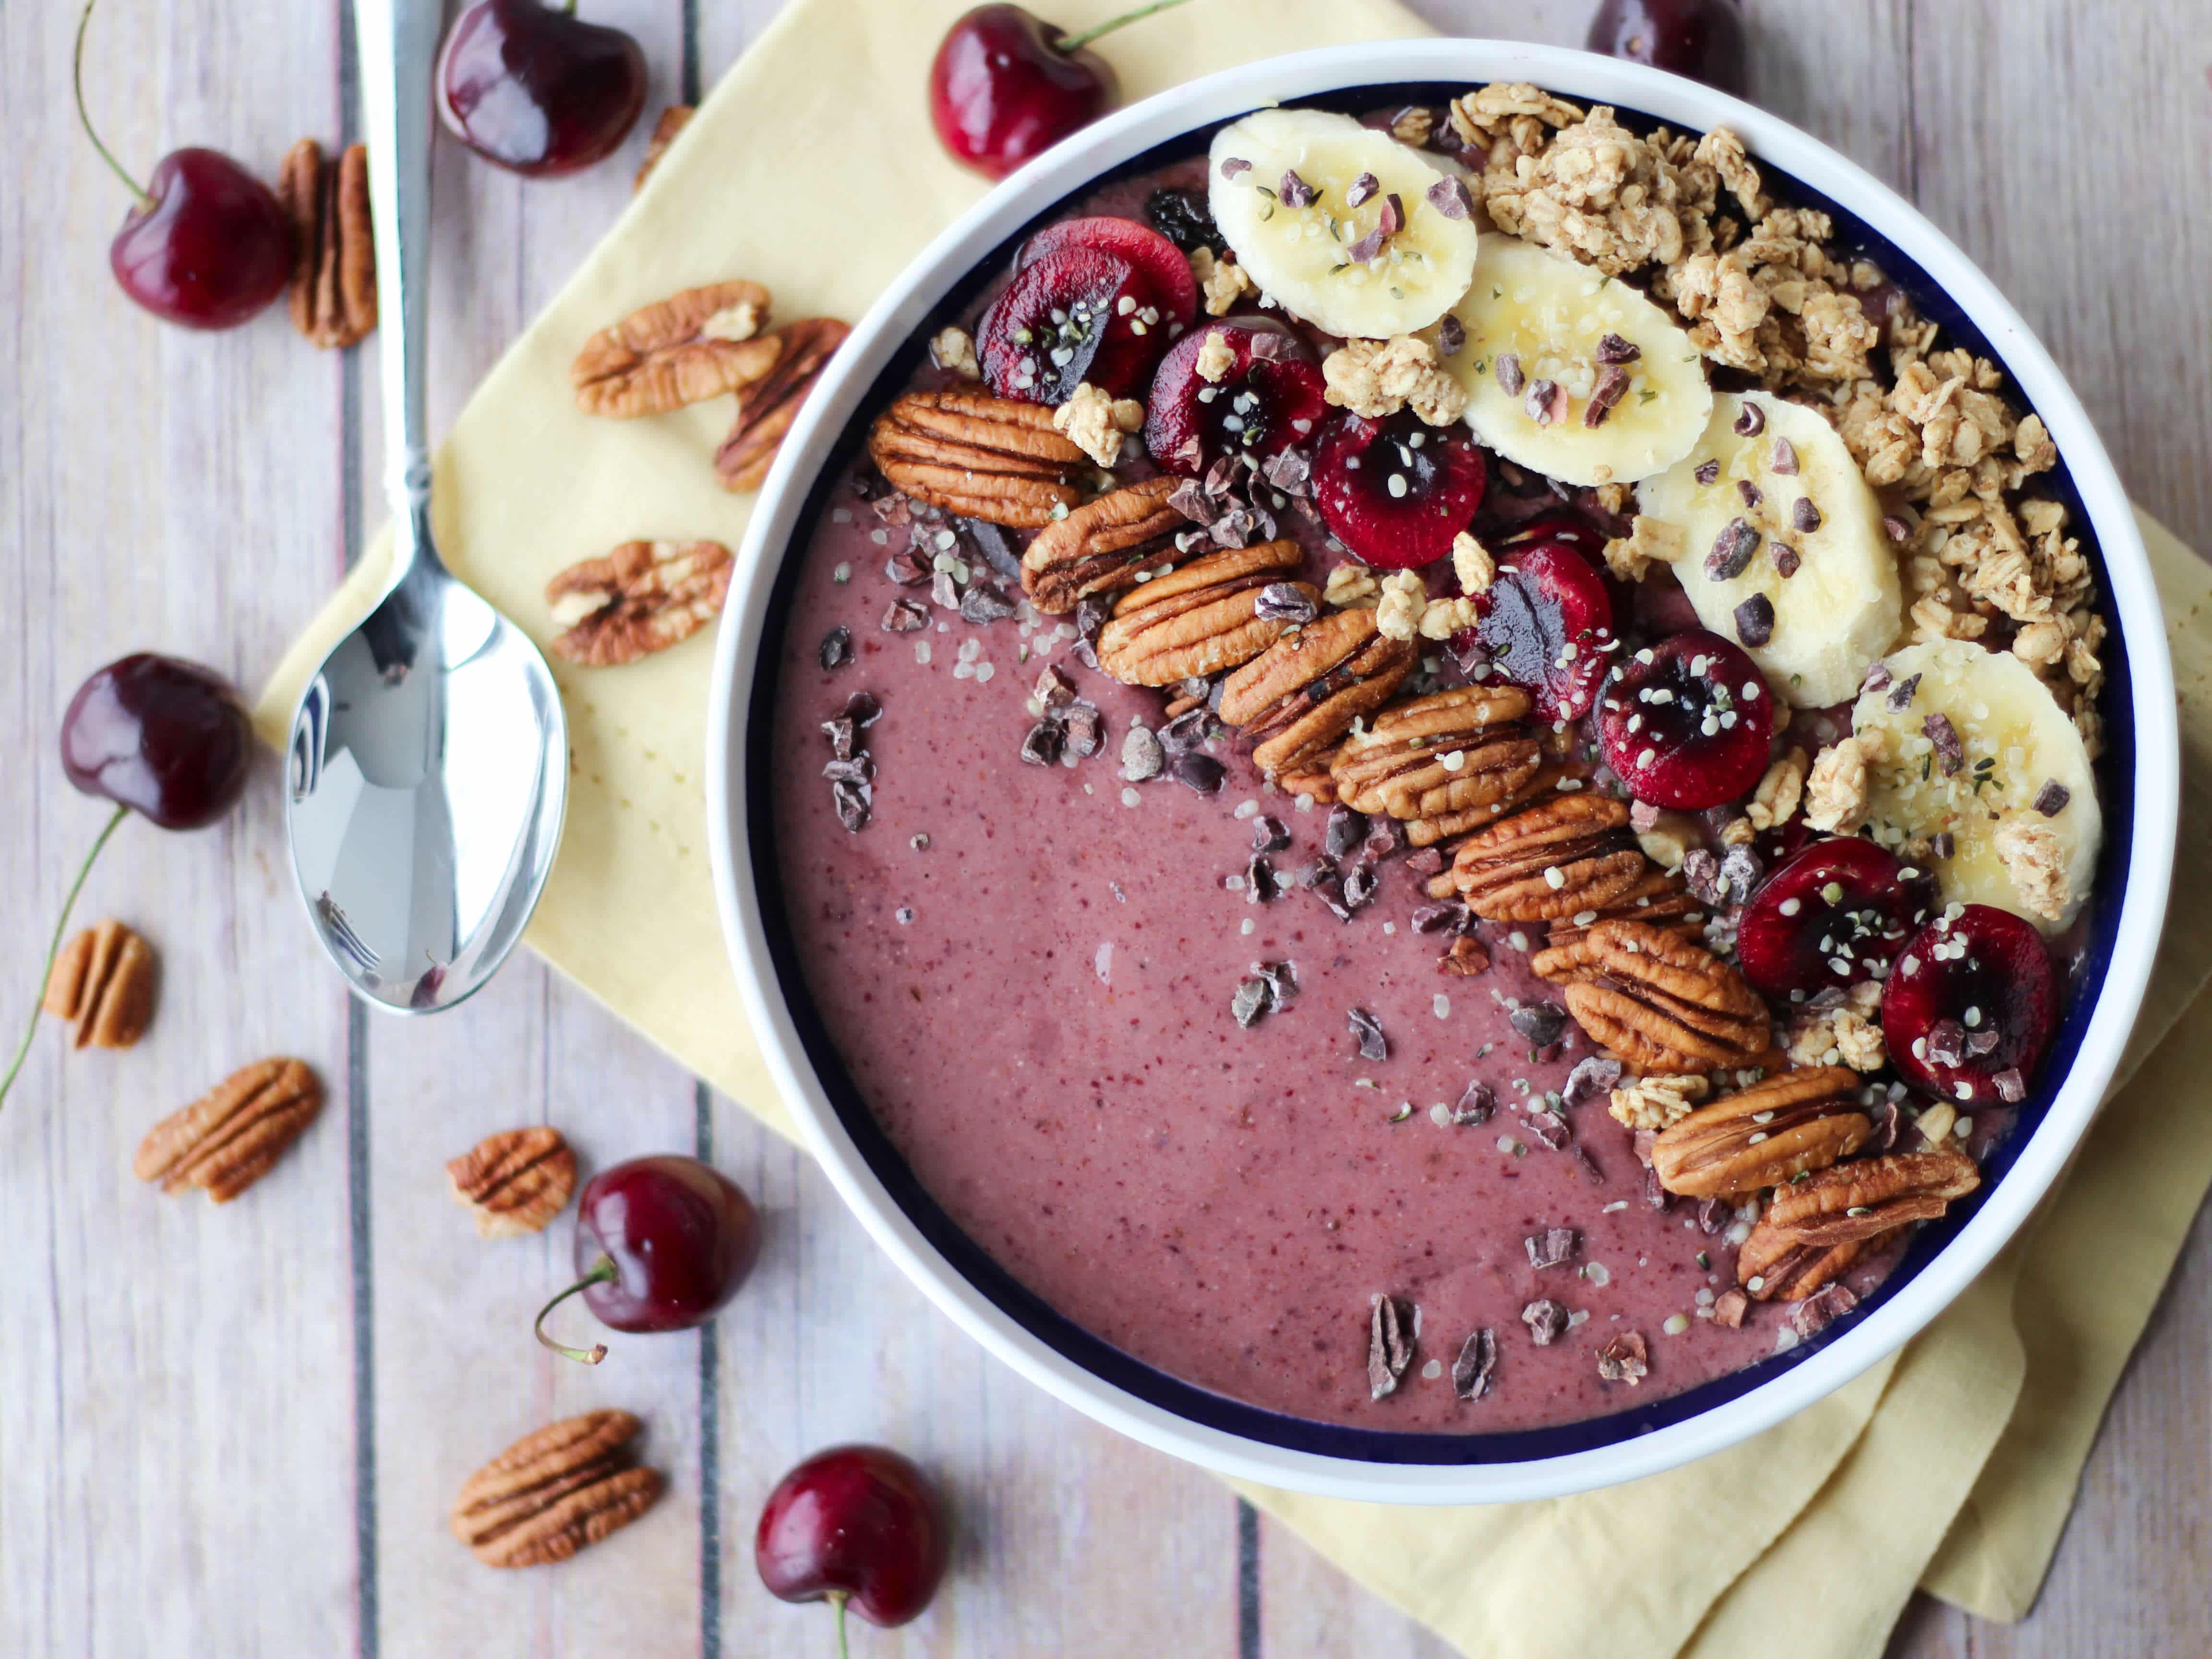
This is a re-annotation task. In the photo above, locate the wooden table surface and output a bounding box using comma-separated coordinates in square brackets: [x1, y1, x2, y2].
[4, 1, 2208, 1653]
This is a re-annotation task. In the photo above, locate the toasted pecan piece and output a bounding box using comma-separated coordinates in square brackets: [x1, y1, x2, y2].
[1329, 686, 1541, 824]
[134, 1058, 322, 1203]
[1761, 1149, 1981, 1246]
[1095, 541, 1308, 686]
[1278, 745, 1342, 804]
[43, 919, 155, 1049]
[546, 539, 733, 666]
[1737, 1220, 1897, 1302]
[452, 1410, 663, 1568]
[1543, 863, 1704, 949]
[573, 281, 778, 417]
[447, 1126, 577, 1238]
[1539, 918, 1770, 1075]
[276, 138, 375, 349]
[1220, 607, 1418, 778]
[1021, 476, 1190, 613]
[714, 317, 851, 492]
[1450, 793, 1650, 922]
[1649, 1066, 1870, 1199]
[633, 104, 694, 191]
[867, 387, 1086, 528]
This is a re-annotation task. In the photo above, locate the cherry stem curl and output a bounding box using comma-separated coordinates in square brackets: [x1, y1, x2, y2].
[533, 1253, 618, 1365]
[0, 804, 129, 1114]
[1056, 0, 1196, 55]
[73, 0, 155, 210]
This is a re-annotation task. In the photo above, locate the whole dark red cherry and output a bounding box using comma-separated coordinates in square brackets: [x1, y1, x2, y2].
[535, 1154, 760, 1363]
[930, 0, 1192, 180]
[757, 1445, 949, 1645]
[1586, 0, 1749, 96]
[436, 0, 649, 178]
[73, 3, 292, 329]
[60, 654, 254, 830]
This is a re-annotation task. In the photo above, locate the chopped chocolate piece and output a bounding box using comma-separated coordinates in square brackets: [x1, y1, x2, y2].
[842, 691, 880, 726]
[1694, 458, 1721, 487]
[817, 626, 854, 670]
[1772, 542, 1801, 578]
[1368, 1294, 1415, 1400]
[1495, 352, 1525, 396]
[1231, 975, 1274, 1029]
[1219, 156, 1251, 179]
[2033, 779, 2071, 817]
[1713, 1288, 1748, 1328]
[1523, 1107, 1570, 1151]
[1860, 662, 1893, 695]
[1933, 830, 1955, 860]
[1362, 818, 1406, 862]
[1411, 901, 1472, 935]
[1120, 725, 1164, 782]
[1525, 1226, 1579, 1269]
[1341, 861, 1380, 913]
[1019, 720, 1064, 767]
[1965, 1025, 2001, 1057]
[1452, 1328, 1498, 1401]
[1706, 517, 1762, 580]
[1525, 379, 1567, 425]
[1440, 935, 1491, 976]
[886, 549, 931, 585]
[961, 517, 1023, 583]
[1886, 672, 1922, 713]
[1594, 332, 1642, 364]
[1925, 1017, 1969, 1068]
[821, 717, 856, 759]
[881, 599, 927, 633]
[1253, 960, 1299, 1003]
[1561, 1057, 1622, 1108]
[1426, 175, 1475, 219]
[1157, 706, 1214, 754]
[1345, 223, 1387, 264]
[1377, 193, 1406, 239]
[1255, 582, 1318, 625]
[1436, 313, 1466, 357]
[1993, 1067, 2026, 1104]
[1521, 1298, 1569, 1345]
[1734, 592, 1775, 648]
[1769, 436, 1800, 475]
[1732, 402, 1766, 437]
[1073, 593, 1112, 644]
[1062, 702, 1102, 759]
[1596, 1331, 1649, 1384]
[1260, 447, 1311, 497]
[1509, 1001, 1568, 1048]
[1791, 496, 1823, 533]
[1682, 849, 1725, 908]
[1166, 477, 1216, 525]
[1882, 514, 1912, 544]
[1584, 364, 1631, 428]
[821, 756, 874, 785]
[1788, 1283, 1858, 1339]
[1344, 171, 1380, 208]
[1172, 751, 1226, 794]
[1923, 711, 1964, 774]
[1736, 478, 1763, 510]
[1450, 1080, 1495, 1125]
[1251, 814, 1291, 854]
[930, 570, 961, 611]
[1246, 854, 1278, 905]
[1034, 664, 1076, 709]
[1404, 846, 1446, 879]
[1324, 805, 1369, 862]
[831, 779, 870, 833]
[1278, 168, 1317, 207]
[1695, 1195, 1730, 1234]
[1347, 1006, 1388, 1063]
[960, 582, 1019, 625]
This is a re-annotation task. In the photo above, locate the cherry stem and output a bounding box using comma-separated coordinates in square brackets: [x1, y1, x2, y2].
[829, 1592, 850, 1659]
[0, 805, 129, 1115]
[532, 1254, 618, 1365]
[72, 0, 154, 210]
[1055, 0, 1196, 55]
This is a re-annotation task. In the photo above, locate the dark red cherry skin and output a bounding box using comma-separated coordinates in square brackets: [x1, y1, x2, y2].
[932, 5, 1117, 180]
[1466, 540, 1615, 722]
[1019, 216, 1199, 328]
[109, 149, 293, 330]
[1312, 412, 1486, 572]
[1596, 630, 1775, 809]
[1736, 836, 1939, 1002]
[757, 1444, 949, 1628]
[1498, 512, 1606, 557]
[436, 0, 648, 178]
[1143, 318, 1326, 475]
[1586, 0, 1749, 96]
[60, 654, 253, 830]
[1883, 905, 2057, 1108]
[574, 1155, 760, 1334]
[979, 246, 1137, 402]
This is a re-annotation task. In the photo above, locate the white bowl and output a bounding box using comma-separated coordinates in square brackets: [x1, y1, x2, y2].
[706, 40, 2178, 1503]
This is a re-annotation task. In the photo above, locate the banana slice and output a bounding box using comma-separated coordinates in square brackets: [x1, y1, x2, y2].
[1849, 640, 2101, 934]
[1638, 392, 1902, 708]
[1430, 234, 1712, 489]
[1207, 110, 1479, 340]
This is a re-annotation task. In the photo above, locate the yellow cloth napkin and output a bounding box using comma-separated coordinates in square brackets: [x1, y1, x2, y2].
[253, 0, 2212, 1649]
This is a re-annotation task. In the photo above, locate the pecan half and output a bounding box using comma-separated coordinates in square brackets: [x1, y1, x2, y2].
[1450, 793, 1650, 922]
[1760, 1149, 1982, 1247]
[1021, 477, 1190, 613]
[573, 281, 779, 417]
[1095, 541, 1308, 686]
[446, 1126, 577, 1238]
[1329, 687, 1542, 828]
[452, 1410, 663, 1568]
[1541, 864, 1704, 950]
[133, 1058, 322, 1203]
[546, 539, 733, 666]
[1219, 607, 1418, 778]
[714, 317, 852, 492]
[1649, 1066, 1870, 1199]
[868, 388, 1087, 527]
[276, 139, 375, 349]
[1537, 919, 1771, 1074]
[1738, 1220, 1900, 1302]
[43, 918, 155, 1049]
[1279, 746, 1341, 804]
[633, 104, 694, 191]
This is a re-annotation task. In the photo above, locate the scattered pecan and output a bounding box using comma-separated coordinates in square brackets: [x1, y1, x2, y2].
[452, 1410, 663, 1568]
[133, 1058, 322, 1203]
[1597, 1331, 1649, 1385]
[1738, 1219, 1899, 1303]
[446, 1126, 577, 1238]
[1218, 606, 1417, 777]
[545, 539, 733, 666]
[633, 104, 694, 191]
[1649, 1066, 1870, 1199]
[1536, 919, 1771, 1074]
[1450, 793, 1650, 922]
[1540, 863, 1704, 950]
[1329, 687, 1543, 833]
[714, 317, 852, 492]
[867, 388, 1086, 528]
[43, 918, 155, 1049]
[1760, 1148, 1981, 1247]
[276, 139, 375, 349]
[1021, 476, 1190, 613]
[1094, 541, 1308, 686]
[572, 281, 778, 417]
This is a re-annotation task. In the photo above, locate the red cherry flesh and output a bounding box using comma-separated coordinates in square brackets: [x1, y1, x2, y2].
[535, 1154, 760, 1362]
[1312, 412, 1486, 572]
[1142, 318, 1326, 476]
[1597, 630, 1775, 809]
[982, 216, 1196, 401]
[1586, 0, 1749, 95]
[756, 1445, 949, 1632]
[1735, 835, 1938, 1001]
[1465, 539, 1616, 722]
[1020, 216, 1198, 328]
[436, 0, 648, 178]
[61, 653, 254, 830]
[1882, 905, 2057, 1109]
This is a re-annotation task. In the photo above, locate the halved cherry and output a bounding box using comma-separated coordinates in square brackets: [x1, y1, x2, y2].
[1736, 835, 1939, 1001]
[1458, 539, 1614, 722]
[1883, 904, 2057, 1108]
[1143, 317, 1326, 476]
[1596, 630, 1774, 809]
[1019, 215, 1198, 326]
[979, 245, 1148, 402]
[1499, 512, 1606, 558]
[1311, 411, 1485, 571]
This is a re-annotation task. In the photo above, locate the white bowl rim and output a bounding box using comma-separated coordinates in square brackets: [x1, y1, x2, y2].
[705, 37, 2179, 1504]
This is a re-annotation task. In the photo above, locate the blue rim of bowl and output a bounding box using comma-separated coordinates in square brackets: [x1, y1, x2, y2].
[744, 82, 2133, 1465]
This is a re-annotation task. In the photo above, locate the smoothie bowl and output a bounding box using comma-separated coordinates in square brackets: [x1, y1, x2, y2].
[706, 41, 2177, 1502]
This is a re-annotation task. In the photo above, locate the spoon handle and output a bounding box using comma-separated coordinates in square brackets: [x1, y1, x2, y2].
[354, 0, 443, 568]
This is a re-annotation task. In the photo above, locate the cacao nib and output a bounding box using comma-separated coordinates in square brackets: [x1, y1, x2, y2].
[821, 756, 875, 785]
[1246, 854, 1279, 904]
[1255, 582, 1318, 624]
[1584, 364, 1630, 427]
[1341, 861, 1380, 913]
[1019, 720, 1064, 767]
[1426, 175, 1475, 219]
[817, 626, 854, 670]
[2033, 779, 2071, 817]
[1523, 1107, 1570, 1151]
[1231, 975, 1274, 1028]
[831, 779, 870, 833]
[1253, 960, 1298, 1003]
[1525, 1227, 1579, 1269]
[1732, 402, 1766, 437]
[1706, 517, 1762, 580]
[1993, 1067, 2027, 1104]
[1923, 711, 1964, 774]
[1343, 170, 1380, 208]
[1436, 313, 1466, 357]
[1368, 1294, 1414, 1399]
[1594, 332, 1641, 364]
[1521, 1298, 1569, 1345]
[1509, 1000, 1568, 1048]
[1062, 702, 1102, 758]
[1450, 1079, 1495, 1125]
[1362, 817, 1406, 862]
[1172, 751, 1226, 794]
[1791, 496, 1823, 533]
[1788, 1283, 1858, 1339]
[1597, 1332, 1648, 1383]
[821, 717, 856, 759]
[1411, 901, 1472, 935]
[1404, 846, 1446, 878]
[881, 599, 928, 633]
[1325, 805, 1369, 861]
[960, 517, 1023, 583]
[1925, 1018, 1969, 1068]
[1278, 168, 1316, 208]
[1737, 478, 1763, 510]
[960, 582, 1020, 625]
[1713, 1288, 1748, 1328]
[930, 570, 960, 610]
[1452, 1328, 1498, 1401]
[1348, 1006, 1388, 1062]
[1695, 459, 1721, 486]
[1561, 1056, 1622, 1108]
[1034, 664, 1076, 709]
[1495, 352, 1525, 396]
[1251, 815, 1291, 853]
[1769, 437, 1799, 475]
[1772, 542, 1801, 578]
[1734, 592, 1775, 648]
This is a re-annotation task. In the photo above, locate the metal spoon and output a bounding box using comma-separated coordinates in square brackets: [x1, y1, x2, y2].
[283, 0, 567, 1013]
